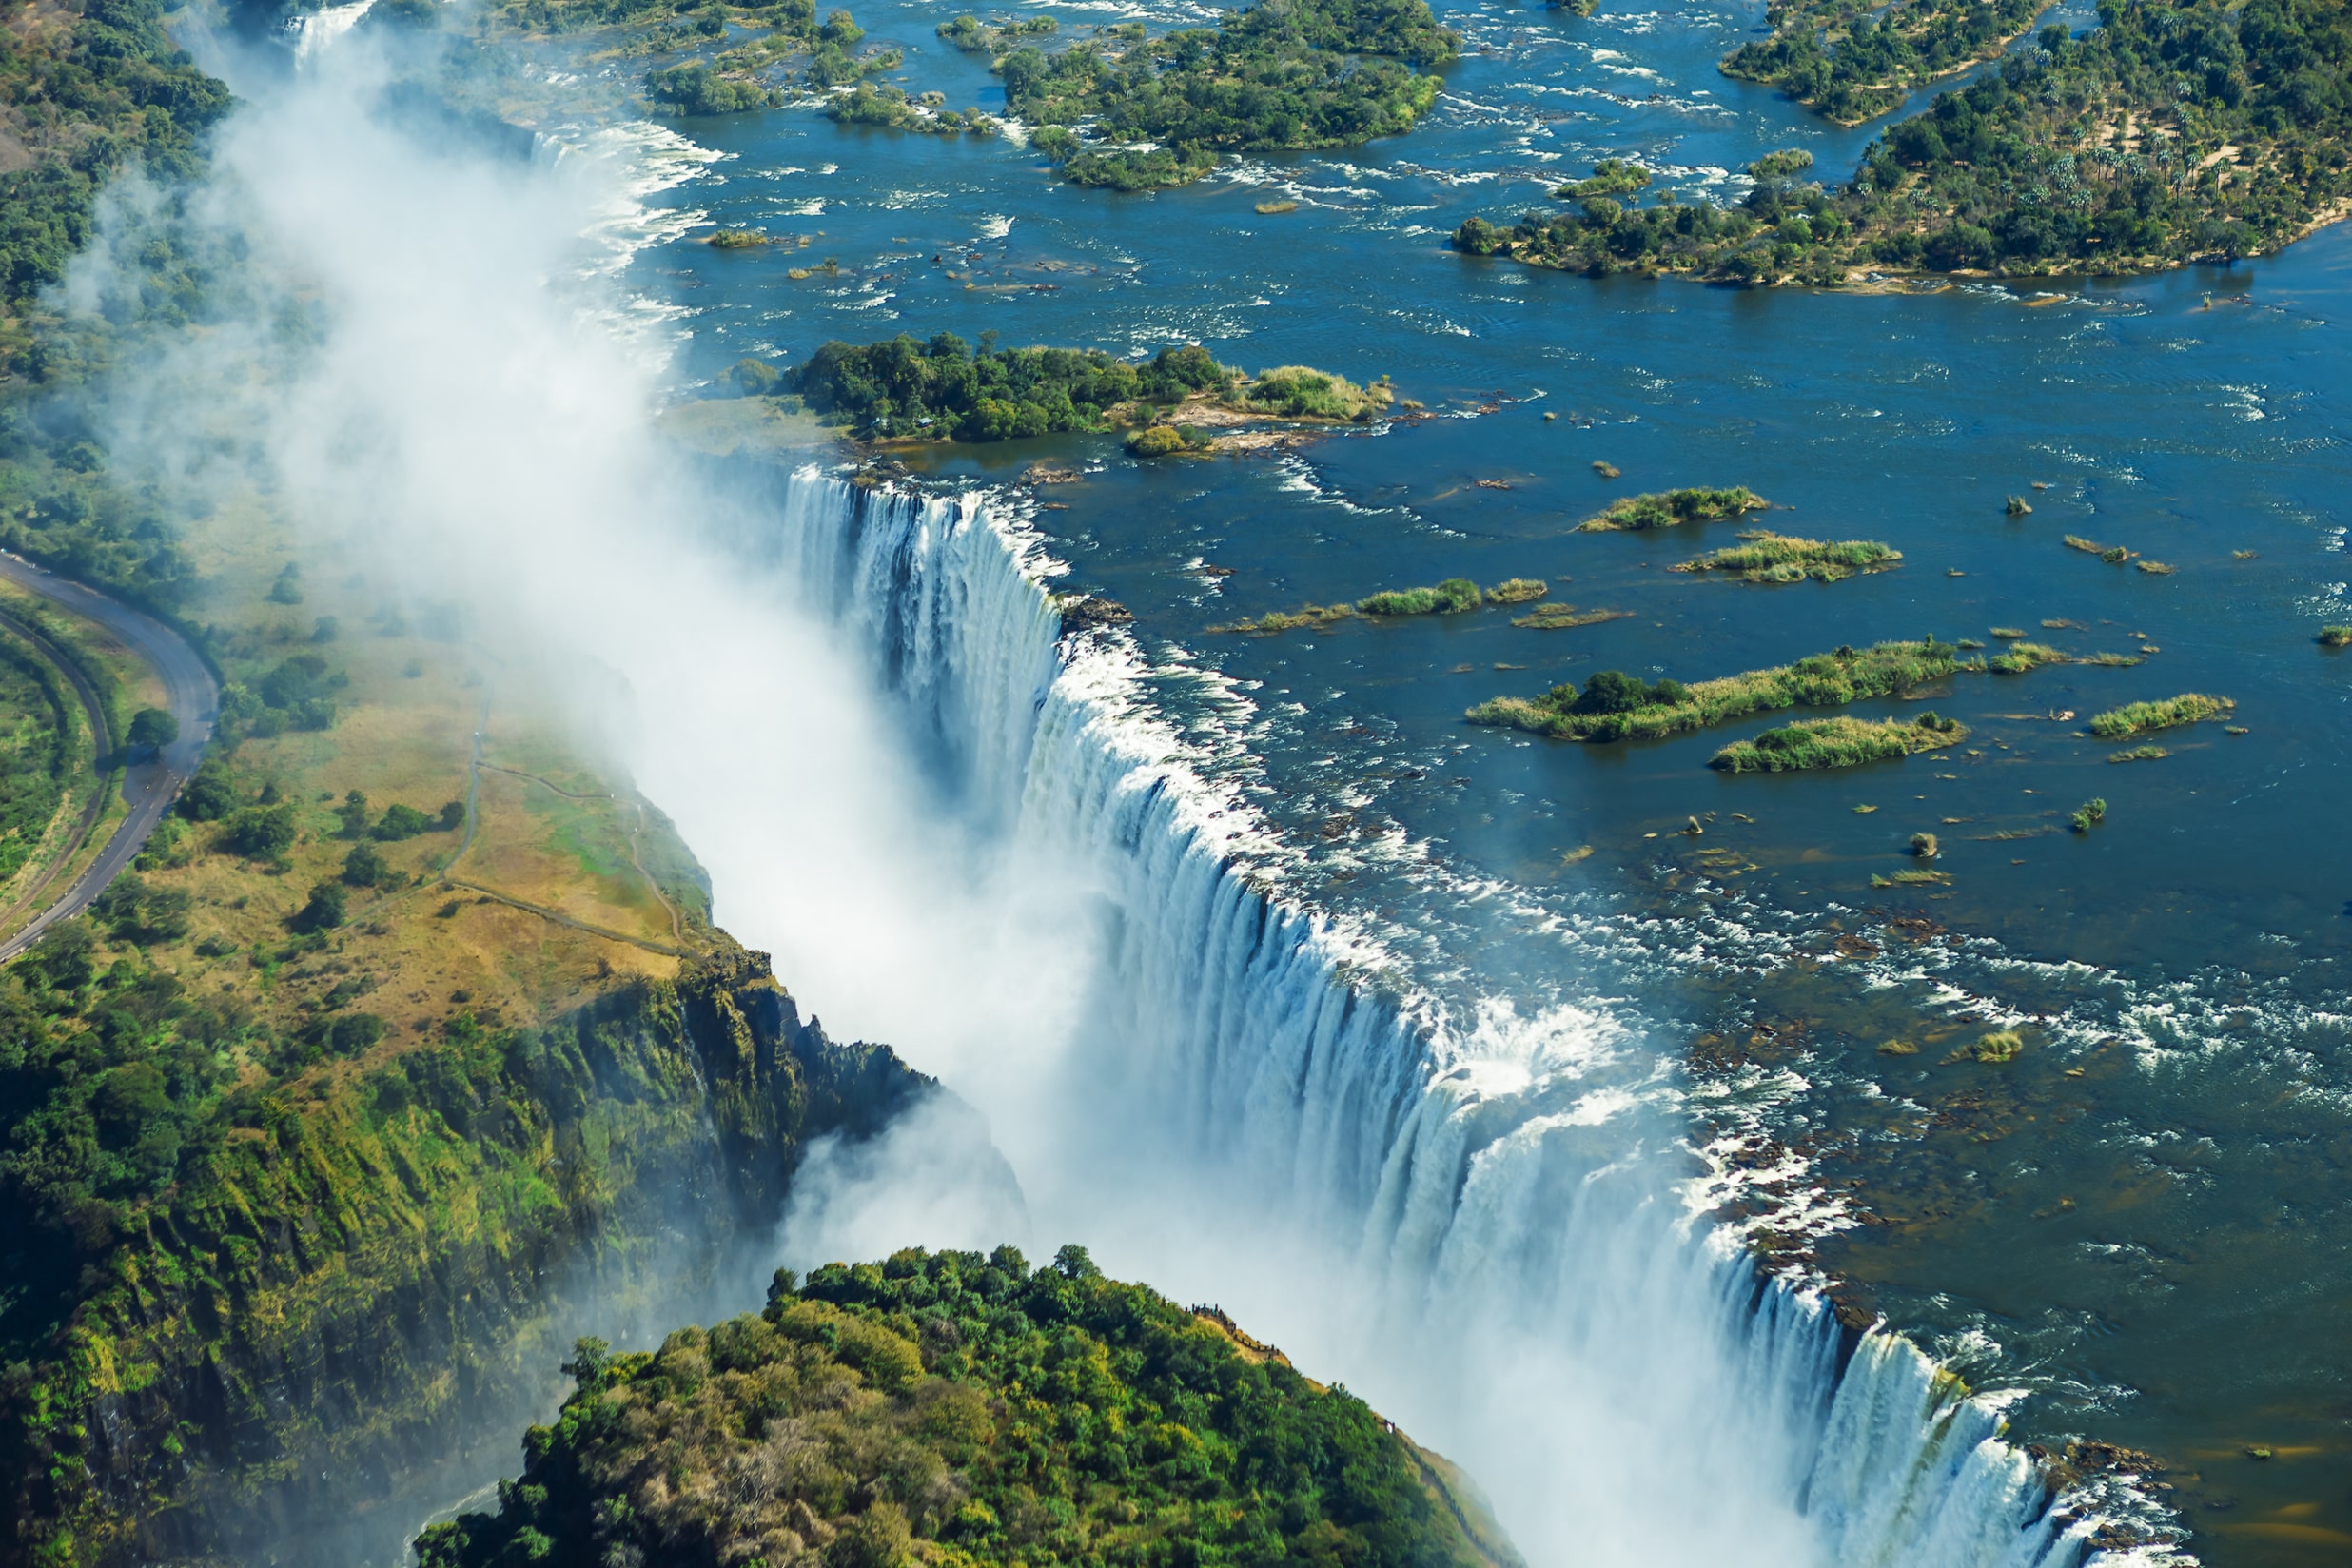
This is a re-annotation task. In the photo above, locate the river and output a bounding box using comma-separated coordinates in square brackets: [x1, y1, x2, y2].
[256, 0, 2352, 1561]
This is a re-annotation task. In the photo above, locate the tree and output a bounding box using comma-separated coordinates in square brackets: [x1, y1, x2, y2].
[342, 842, 389, 888]
[178, 758, 236, 821]
[266, 564, 303, 604]
[223, 803, 299, 860]
[436, 800, 466, 832]
[127, 707, 178, 750]
[292, 880, 346, 932]
[374, 804, 432, 841]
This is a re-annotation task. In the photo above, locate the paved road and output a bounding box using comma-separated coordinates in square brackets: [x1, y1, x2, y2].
[0, 555, 216, 962]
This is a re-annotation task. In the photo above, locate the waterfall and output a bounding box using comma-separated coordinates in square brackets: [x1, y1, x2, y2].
[757, 466, 2104, 1568]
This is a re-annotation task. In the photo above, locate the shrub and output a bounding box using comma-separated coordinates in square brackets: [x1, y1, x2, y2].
[2320, 626, 2352, 648]
[374, 804, 434, 841]
[1357, 578, 1481, 616]
[2069, 797, 2107, 833]
[127, 708, 178, 750]
[1125, 425, 1191, 458]
[2086, 694, 2233, 738]
[292, 880, 347, 932]
[1578, 486, 1768, 532]
[222, 804, 298, 860]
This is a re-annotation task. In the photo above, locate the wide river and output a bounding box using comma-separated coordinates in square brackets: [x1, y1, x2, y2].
[483, 0, 2352, 1559]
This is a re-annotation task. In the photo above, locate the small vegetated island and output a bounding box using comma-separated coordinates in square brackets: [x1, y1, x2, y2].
[485, 0, 900, 115]
[1712, 712, 1968, 772]
[1674, 532, 1901, 583]
[1455, 0, 2352, 284]
[761, 334, 1392, 441]
[945, 0, 1460, 189]
[416, 1247, 1518, 1568]
[2086, 692, 2235, 735]
[1578, 487, 1771, 531]
[1467, 639, 1972, 742]
[1215, 577, 1583, 634]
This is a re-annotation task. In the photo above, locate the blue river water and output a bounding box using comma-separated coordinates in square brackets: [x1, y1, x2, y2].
[510, 0, 2352, 1558]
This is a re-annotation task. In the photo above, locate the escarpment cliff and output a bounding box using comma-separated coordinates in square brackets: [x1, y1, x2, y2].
[1, 934, 933, 1567]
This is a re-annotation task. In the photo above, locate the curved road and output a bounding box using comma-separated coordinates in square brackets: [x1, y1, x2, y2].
[0, 554, 216, 962]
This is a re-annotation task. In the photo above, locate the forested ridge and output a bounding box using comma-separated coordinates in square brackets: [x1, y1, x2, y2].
[1459, 0, 2352, 282]
[417, 1246, 1516, 1568]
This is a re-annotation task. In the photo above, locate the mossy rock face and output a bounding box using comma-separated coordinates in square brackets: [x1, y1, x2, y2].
[8, 936, 934, 1566]
[417, 1248, 1520, 1568]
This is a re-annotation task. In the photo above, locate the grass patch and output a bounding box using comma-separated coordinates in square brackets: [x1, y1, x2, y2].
[1468, 637, 1966, 743]
[2063, 535, 2137, 564]
[1970, 1030, 2024, 1062]
[1671, 531, 1900, 583]
[1512, 605, 1631, 630]
[1989, 627, 2027, 639]
[2069, 797, 2107, 833]
[1484, 578, 1550, 605]
[2135, 559, 2175, 575]
[2083, 651, 2146, 667]
[1208, 604, 1356, 636]
[1872, 868, 1950, 887]
[1710, 713, 1966, 773]
[1576, 486, 1768, 532]
[1238, 365, 1394, 422]
[2086, 693, 2233, 738]
[1987, 642, 2068, 674]
[1358, 578, 1480, 617]
[2107, 744, 2167, 763]
[2320, 625, 2352, 649]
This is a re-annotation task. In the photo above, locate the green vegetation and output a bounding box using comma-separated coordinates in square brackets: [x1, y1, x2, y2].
[2319, 625, 2352, 647]
[1577, 486, 1769, 532]
[416, 1248, 1511, 1568]
[992, 0, 1460, 189]
[2137, 559, 2176, 574]
[0, 0, 231, 312]
[1987, 641, 2068, 673]
[0, 628, 78, 887]
[2071, 796, 2109, 831]
[1485, 578, 1550, 604]
[490, 0, 896, 106]
[2007, 495, 2034, 516]
[1126, 423, 1209, 458]
[776, 338, 1389, 443]
[1872, 867, 1950, 886]
[2086, 692, 2234, 736]
[2108, 743, 2168, 761]
[1722, 0, 2047, 124]
[1970, 1029, 2026, 1062]
[1468, 638, 1966, 743]
[825, 82, 1003, 137]
[937, 11, 1059, 53]
[1989, 627, 2028, 639]
[1910, 832, 1941, 857]
[1360, 578, 1481, 616]
[1672, 531, 1900, 582]
[1710, 713, 1967, 772]
[2084, 650, 2147, 666]
[1209, 603, 1358, 635]
[1456, 0, 2352, 284]
[785, 336, 1230, 440]
[708, 227, 770, 249]
[1238, 365, 1393, 421]
[1513, 604, 1630, 630]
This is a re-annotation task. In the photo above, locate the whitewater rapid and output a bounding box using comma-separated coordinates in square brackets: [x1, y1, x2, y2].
[749, 467, 2107, 1568]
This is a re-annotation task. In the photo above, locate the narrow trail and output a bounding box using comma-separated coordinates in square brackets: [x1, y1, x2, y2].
[439, 696, 688, 956]
[0, 555, 216, 962]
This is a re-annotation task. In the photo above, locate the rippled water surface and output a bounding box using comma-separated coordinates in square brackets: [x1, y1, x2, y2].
[554, 0, 2352, 1557]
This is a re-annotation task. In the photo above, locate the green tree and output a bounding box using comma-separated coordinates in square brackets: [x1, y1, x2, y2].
[127, 708, 178, 750]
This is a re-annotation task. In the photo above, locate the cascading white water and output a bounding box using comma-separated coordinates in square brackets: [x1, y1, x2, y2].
[759, 466, 2104, 1568]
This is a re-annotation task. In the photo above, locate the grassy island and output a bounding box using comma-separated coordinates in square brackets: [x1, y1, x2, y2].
[985, 0, 1460, 189]
[416, 1248, 1516, 1568]
[1361, 578, 1482, 616]
[1577, 487, 1770, 532]
[1454, 0, 2352, 285]
[1513, 604, 1632, 630]
[1986, 641, 2068, 673]
[1467, 638, 1967, 742]
[1673, 532, 1900, 582]
[2319, 625, 2352, 648]
[1712, 713, 1968, 772]
[771, 337, 1392, 442]
[2087, 693, 2235, 737]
